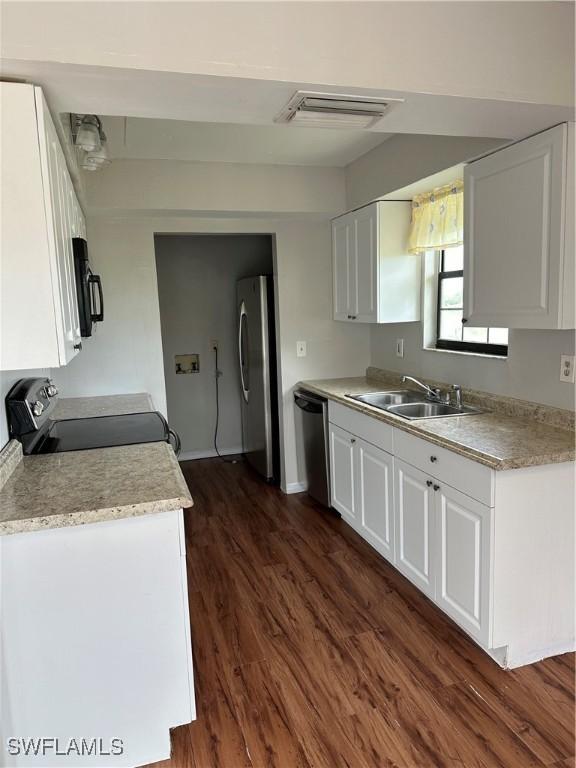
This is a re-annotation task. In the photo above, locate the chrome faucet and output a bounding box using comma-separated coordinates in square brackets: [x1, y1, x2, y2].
[451, 384, 463, 409]
[401, 375, 449, 403]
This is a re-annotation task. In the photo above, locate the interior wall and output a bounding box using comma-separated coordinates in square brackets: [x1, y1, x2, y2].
[370, 324, 575, 410]
[0, 369, 49, 448]
[55, 215, 370, 491]
[3, 2, 573, 106]
[345, 134, 576, 410]
[154, 234, 273, 459]
[85, 160, 346, 217]
[346, 134, 506, 209]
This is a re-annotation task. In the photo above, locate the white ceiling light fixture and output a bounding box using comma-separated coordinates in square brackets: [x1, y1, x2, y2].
[275, 91, 404, 129]
[75, 115, 102, 151]
[81, 129, 110, 170]
[71, 114, 111, 172]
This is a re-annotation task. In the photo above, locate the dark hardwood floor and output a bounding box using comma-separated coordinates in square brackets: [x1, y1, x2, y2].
[147, 458, 575, 768]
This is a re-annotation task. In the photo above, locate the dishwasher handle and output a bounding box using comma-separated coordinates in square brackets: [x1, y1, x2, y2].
[294, 390, 325, 414]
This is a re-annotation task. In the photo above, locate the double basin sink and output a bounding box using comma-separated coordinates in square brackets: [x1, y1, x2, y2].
[346, 390, 482, 420]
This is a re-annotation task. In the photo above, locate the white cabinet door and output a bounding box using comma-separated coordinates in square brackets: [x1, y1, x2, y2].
[356, 438, 394, 563]
[332, 216, 352, 320]
[394, 458, 435, 597]
[353, 204, 378, 322]
[329, 424, 357, 524]
[332, 201, 419, 324]
[435, 484, 492, 645]
[37, 90, 81, 365]
[464, 123, 572, 329]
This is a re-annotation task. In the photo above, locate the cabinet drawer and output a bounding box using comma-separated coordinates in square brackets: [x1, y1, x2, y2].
[329, 401, 393, 454]
[393, 429, 494, 506]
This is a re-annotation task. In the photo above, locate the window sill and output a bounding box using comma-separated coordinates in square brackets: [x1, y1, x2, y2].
[422, 346, 508, 361]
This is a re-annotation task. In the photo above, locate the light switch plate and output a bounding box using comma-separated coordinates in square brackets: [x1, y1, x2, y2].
[396, 339, 404, 358]
[560, 355, 575, 383]
[296, 341, 307, 358]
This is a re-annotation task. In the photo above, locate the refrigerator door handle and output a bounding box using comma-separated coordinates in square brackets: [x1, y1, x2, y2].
[238, 301, 249, 403]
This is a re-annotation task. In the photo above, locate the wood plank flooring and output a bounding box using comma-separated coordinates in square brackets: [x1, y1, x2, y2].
[147, 458, 575, 768]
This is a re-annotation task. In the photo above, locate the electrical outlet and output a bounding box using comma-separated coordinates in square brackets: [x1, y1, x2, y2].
[210, 339, 219, 350]
[296, 341, 307, 358]
[560, 354, 575, 383]
[396, 339, 404, 358]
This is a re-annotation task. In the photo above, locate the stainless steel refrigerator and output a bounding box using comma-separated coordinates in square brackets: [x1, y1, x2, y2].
[237, 276, 278, 482]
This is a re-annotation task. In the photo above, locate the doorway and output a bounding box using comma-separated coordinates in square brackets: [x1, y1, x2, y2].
[154, 234, 278, 477]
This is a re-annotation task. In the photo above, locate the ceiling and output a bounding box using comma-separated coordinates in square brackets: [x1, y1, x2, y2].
[3, 60, 573, 146]
[100, 116, 392, 167]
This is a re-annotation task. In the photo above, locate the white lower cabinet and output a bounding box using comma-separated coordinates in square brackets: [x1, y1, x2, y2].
[356, 438, 394, 562]
[435, 483, 492, 644]
[329, 422, 395, 563]
[328, 402, 575, 667]
[394, 458, 435, 598]
[329, 423, 357, 524]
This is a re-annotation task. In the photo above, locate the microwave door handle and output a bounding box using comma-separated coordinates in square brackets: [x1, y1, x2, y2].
[89, 274, 104, 322]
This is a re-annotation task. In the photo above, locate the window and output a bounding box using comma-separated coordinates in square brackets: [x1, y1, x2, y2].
[436, 245, 508, 356]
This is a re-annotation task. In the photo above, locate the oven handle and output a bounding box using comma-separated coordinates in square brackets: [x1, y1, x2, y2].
[169, 428, 181, 457]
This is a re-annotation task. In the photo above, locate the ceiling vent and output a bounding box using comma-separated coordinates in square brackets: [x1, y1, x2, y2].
[275, 91, 403, 129]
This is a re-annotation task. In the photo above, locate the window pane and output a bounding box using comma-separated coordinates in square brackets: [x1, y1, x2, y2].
[440, 276, 463, 309]
[443, 245, 464, 272]
[439, 309, 463, 341]
[488, 327, 509, 345]
[463, 326, 488, 344]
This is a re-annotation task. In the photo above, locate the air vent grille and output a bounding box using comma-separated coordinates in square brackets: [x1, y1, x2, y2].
[275, 91, 403, 129]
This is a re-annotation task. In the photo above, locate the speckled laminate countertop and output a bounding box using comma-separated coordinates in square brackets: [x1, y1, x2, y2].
[53, 393, 154, 420]
[0, 441, 193, 536]
[299, 376, 575, 470]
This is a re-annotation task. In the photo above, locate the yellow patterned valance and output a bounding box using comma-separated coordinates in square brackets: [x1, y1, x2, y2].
[408, 180, 464, 254]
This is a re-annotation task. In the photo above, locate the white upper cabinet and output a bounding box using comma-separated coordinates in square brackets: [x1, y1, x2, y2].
[464, 123, 575, 329]
[332, 201, 421, 323]
[1, 83, 85, 370]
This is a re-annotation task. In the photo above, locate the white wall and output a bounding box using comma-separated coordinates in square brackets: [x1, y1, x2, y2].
[85, 160, 345, 217]
[2, 2, 573, 106]
[55, 215, 370, 490]
[345, 135, 576, 410]
[370, 324, 575, 410]
[0, 369, 49, 448]
[346, 134, 506, 209]
[53, 218, 168, 412]
[154, 234, 273, 458]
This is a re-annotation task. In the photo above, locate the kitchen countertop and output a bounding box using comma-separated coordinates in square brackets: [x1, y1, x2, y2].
[299, 376, 575, 470]
[53, 392, 154, 420]
[0, 441, 193, 536]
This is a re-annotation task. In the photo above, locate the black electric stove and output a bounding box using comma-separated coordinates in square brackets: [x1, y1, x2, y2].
[5, 378, 179, 456]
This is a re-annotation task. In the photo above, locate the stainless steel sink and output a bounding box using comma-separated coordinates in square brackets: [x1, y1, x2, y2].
[386, 402, 482, 420]
[346, 390, 422, 408]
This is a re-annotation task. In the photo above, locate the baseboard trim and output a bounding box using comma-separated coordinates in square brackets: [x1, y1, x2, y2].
[179, 447, 244, 462]
[505, 639, 576, 669]
[284, 481, 308, 494]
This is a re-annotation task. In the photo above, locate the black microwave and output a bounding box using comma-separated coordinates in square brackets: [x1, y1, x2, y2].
[73, 237, 104, 337]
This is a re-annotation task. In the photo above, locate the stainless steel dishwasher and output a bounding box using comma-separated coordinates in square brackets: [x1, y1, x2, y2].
[294, 389, 331, 508]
